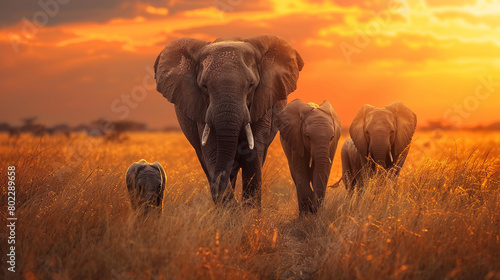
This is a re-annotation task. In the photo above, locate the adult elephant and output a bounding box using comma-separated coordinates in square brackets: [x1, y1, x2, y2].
[341, 102, 417, 191]
[154, 35, 304, 207]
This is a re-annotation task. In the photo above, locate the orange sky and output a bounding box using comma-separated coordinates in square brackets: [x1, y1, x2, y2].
[1, 0, 499, 128]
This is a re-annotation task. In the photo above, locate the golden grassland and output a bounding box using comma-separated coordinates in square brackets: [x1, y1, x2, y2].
[1, 131, 500, 280]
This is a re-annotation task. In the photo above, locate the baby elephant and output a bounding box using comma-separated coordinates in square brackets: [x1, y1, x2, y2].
[277, 99, 341, 214]
[126, 159, 166, 213]
[341, 102, 416, 191]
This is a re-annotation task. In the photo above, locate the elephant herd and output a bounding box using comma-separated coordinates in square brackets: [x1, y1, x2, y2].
[125, 35, 417, 215]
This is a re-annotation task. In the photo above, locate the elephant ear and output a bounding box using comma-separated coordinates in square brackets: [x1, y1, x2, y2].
[318, 101, 341, 160]
[350, 104, 375, 157]
[245, 35, 304, 122]
[276, 99, 311, 157]
[154, 38, 211, 123]
[385, 102, 417, 158]
[151, 161, 167, 205]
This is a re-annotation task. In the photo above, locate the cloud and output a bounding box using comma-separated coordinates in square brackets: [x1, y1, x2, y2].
[145, 5, 169, 16]
[0, 0, 272, 27]
[0, 0, 133, 26]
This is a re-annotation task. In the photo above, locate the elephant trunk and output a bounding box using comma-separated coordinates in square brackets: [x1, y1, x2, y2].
[140, 189, 161, 215]
[135, 170, 162, 210]
[311, 146, 331, 212]
[210, 100, 249, 204]
[369, 139, 392, 169]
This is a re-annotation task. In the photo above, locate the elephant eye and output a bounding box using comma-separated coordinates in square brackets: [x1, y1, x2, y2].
[248, 83, 255, 90]
[305, 134, 311, 140]
[330, 136, 334, 141]
[201, 84, 208, 91]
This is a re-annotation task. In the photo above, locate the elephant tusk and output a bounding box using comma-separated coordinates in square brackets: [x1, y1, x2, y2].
[329, 158, 332, 164]
[309, 156, 313, 168]
[245, 123, 254, 150]
[201, 124, 210, 146]
[214, 172, 222, 196]
[368, 152, 372, 159]
[389, 152, 394, 163]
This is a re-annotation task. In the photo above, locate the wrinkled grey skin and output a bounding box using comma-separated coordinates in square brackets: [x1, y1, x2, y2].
[154, 35, 303, 207]
[341, 102, 417, 192]
[126, 159, 166, 213]
[277, 99, 341, 214]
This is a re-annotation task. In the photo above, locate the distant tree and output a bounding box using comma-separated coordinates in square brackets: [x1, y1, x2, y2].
[486, 121, 500, 131]
[162, 125, 181, 132]
[19, 117, 46, 136]
[106, 120, 148, 141]
[21, 117, 37, 130]
[113, 120, 147, 132]
[420, 119, 457, 131]
[73, 124, 91, 133]
[0, 122, 11, 132]
[48, 123, 71, 137]
[88, 118, 148, 142]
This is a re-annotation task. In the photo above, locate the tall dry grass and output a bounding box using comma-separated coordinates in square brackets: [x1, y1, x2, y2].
[0, 131, 499, 279]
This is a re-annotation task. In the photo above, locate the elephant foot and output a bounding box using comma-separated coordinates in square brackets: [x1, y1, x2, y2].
[241, 197, 262, 211]
[298, 198, 319, 214]
[212, 189, 237, 206]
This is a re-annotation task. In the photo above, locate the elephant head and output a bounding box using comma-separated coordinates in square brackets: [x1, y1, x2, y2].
[126, 159, 166, 213]
[154, 35, 303, 203]
[350, 102, 417, 169]
[277, 99, 341, 213]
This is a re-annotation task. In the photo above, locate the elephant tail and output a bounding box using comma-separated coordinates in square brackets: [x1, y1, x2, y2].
[328, 177, 342, 189]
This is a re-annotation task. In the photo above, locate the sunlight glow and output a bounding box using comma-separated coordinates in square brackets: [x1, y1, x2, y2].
[145, 6, 169, 16]
[1, 0, 500, 127]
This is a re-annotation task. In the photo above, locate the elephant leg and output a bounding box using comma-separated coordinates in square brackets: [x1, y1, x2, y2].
[342, 139, 368, 193]
[394, 148, 410, 176]
[232, 104, 281, 207]
[294, 169, 316, 214]
[252, 102, 284, 166]
[297, 183, 315, 214]
[175, 107, 212, 182]
[343, 171, 354, 194]
[387, 148, 410, 183]
[253, 110, 271, 164]
[263, 100, 286, 163]
[282, 143, 316, 214]
[237, 105, 278, 208]
[294, 160, 315, 213]
[240, 148, 262, 208]
[341, 140, 355, 192]
[352, 155, 368, 192]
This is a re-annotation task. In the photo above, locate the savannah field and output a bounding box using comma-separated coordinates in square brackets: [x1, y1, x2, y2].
[1, 130, 500, 280]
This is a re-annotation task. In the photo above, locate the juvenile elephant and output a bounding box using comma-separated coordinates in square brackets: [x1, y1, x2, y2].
[154, 35, 303, 207]
[276, 99, 341, 214]
[126, 159, 166, 213]
[341, 102, 417, 191]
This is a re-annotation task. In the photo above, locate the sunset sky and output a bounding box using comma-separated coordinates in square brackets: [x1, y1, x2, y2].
[1, 0, 499, 129]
